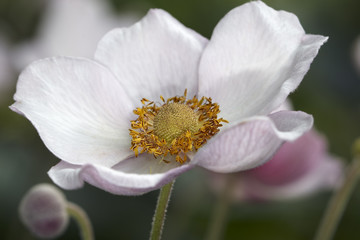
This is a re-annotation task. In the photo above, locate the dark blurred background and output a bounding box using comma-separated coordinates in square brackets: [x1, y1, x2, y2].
[1, 0, 360, 239]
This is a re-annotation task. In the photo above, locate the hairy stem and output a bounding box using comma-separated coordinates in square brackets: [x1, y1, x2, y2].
[150, 181, 174, 240]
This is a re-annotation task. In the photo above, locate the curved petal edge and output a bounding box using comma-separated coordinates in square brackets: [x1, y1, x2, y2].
[48, 161, 195, 195]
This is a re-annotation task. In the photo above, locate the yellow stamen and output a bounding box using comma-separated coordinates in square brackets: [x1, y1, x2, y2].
[129, 89, 227, 164]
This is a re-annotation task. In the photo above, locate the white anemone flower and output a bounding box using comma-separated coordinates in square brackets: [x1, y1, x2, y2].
[12, 0, 139, 70]
[11, 1, 327, 195]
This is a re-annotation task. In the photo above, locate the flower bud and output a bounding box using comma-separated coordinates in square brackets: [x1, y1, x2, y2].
[19, 183, 69, 239]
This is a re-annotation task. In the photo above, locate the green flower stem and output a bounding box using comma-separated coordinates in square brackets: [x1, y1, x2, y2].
[66, 202, 94, 240]
[205, 174, 235, 240]
[150, 181, 175, 240]
[314, 157, 360, 240]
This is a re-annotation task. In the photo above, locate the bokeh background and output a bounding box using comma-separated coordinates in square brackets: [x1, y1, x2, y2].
[1, 0, 360, 239]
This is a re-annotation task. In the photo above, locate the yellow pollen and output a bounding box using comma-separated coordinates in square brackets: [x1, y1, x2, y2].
[129, 90, 228, 164]
[153, 103, 199, 143]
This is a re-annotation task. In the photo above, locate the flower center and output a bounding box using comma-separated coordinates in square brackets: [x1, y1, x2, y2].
[153, 103, 199, 143]
[129, 90, 228, 164]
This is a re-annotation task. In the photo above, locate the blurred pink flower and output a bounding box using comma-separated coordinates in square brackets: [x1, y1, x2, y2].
[213, 130, 343, 201]
[12, 0, 139, 70]
[11, 1, 326, 195]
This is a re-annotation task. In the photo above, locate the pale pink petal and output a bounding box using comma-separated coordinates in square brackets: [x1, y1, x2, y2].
[11, 57, 134, 167]
[198, 1, 327, 124]
[95, 8, 208, 102]
[193, 111, 313, 172]
[48, 158, 195, 195]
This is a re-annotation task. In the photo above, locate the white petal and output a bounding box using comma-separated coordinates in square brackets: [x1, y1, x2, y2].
[193, 111, 313, 173]
[199, 1, 327, 124]
[95, 8, 208, 102]
[48, 159, 194, 195]
[268, 110, 314, 141]
[11, 57, 134, 167]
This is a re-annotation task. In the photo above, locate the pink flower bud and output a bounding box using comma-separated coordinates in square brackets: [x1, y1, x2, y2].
[19, 184, 69, 239]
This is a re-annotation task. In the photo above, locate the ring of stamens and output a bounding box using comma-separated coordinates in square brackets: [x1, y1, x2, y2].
[129, 90, 228, 164]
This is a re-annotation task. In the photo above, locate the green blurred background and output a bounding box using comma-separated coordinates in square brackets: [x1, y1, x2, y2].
[1, 0, 359, 239]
